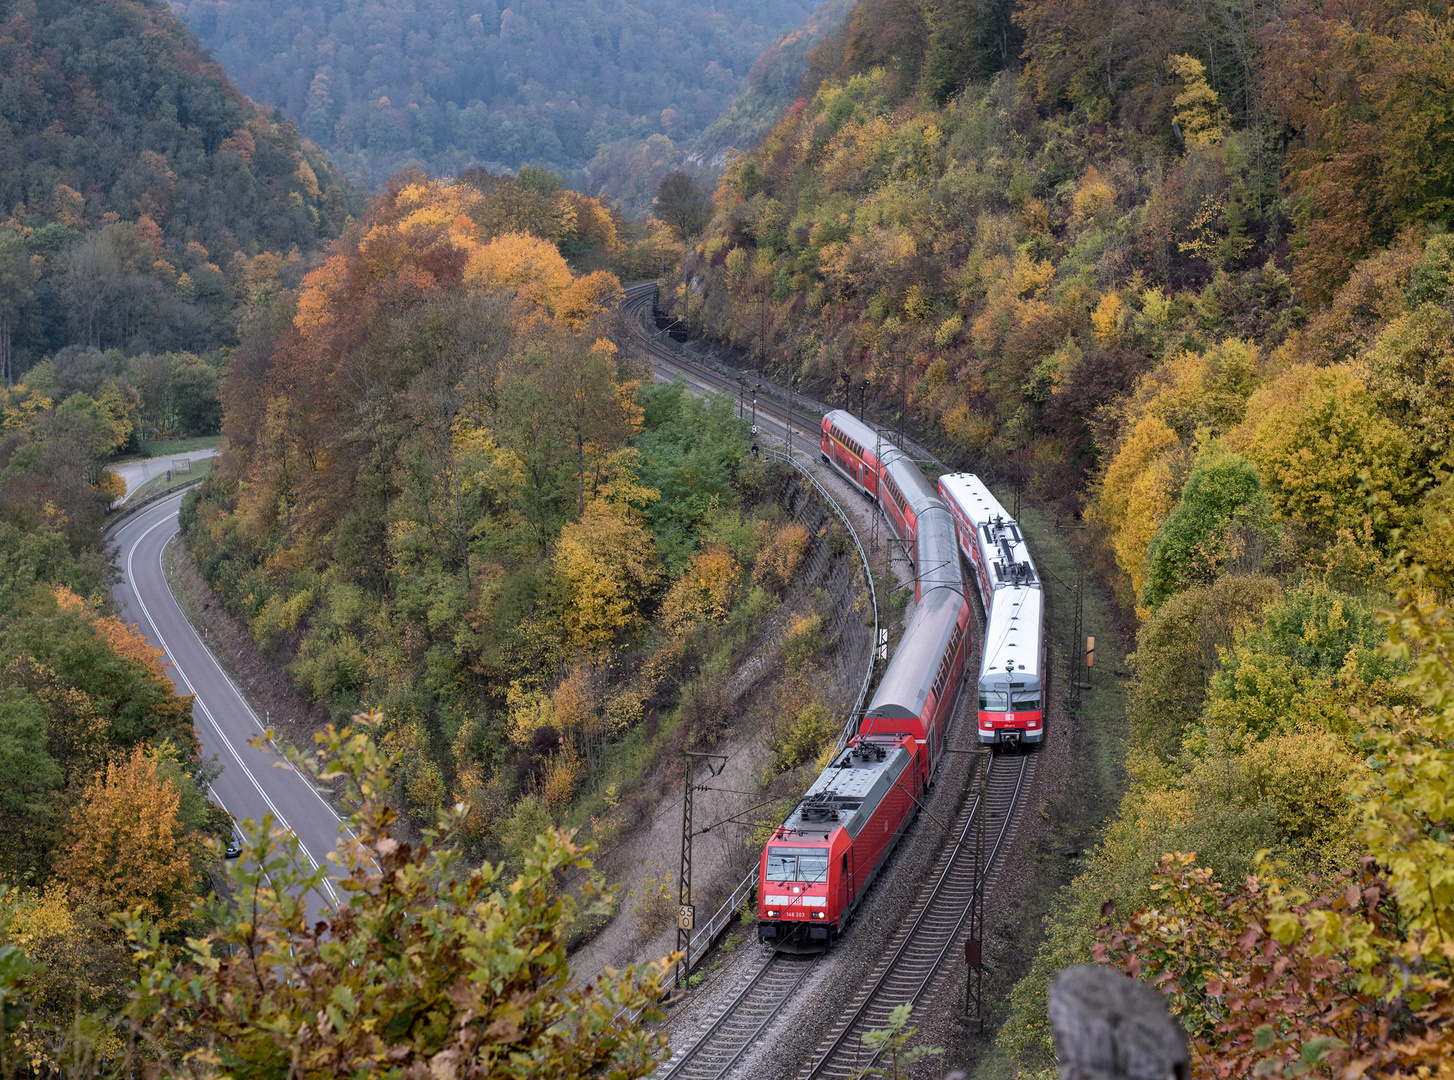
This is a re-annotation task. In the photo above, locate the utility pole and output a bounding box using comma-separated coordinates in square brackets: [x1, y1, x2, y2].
[897, 346, 908, 448]
[786, 369, 797, 460]
[750, 383, 759, 435]
[737, 376, 746, 420]
[859, 380, 868, 422]
[872, 427, 888, 616]
[1054, 519, 1089, 711]
[677, 751, 727, 989]
[962, 749, 991, 1030]
[758, 295, 768, 374]
[1012, 425, 1024, 521]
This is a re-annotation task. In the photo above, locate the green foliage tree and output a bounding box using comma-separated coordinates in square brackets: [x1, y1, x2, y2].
[0, 233, 40, 388]
[656, 172, 712, 244]
[126, 720, 671, 1078]
[1127, 574, 1282, 761]
[170, 357, 222, 437]
[1142, 446, 1270, 609]
[636, 381, 748, 572]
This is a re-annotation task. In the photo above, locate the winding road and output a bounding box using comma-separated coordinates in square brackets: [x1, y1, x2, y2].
[109, 492, 347, 914]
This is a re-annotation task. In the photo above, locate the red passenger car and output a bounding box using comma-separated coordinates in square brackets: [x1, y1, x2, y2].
[820, 411, 889, 502]
[858, 588, 970, 776]
[757, 734, 921, 949]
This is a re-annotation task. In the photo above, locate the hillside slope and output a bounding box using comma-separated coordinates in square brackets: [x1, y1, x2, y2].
[0, 0, 352, 365]
[667, 0, 1454, 1072]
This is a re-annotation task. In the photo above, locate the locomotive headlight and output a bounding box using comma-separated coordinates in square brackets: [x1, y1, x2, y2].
[766, 910, 779, 918]
[812, 911, 825, 919]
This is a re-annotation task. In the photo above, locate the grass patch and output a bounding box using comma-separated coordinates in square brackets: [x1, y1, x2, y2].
[114, 435, 222, 463]
[121, 457, 213, 508]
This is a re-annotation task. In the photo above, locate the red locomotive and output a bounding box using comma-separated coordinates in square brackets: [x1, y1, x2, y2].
[756, 734, 921, 950]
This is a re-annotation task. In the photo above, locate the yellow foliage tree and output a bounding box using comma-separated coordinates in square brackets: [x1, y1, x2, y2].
[752, 520, 811, 594]
[1169, 54, 1226, 148]
[467, 232, 574, 310]
[555, 499, 661, 658]
[1070, 165, 1117, 228]
[556, 270, 624, 327]
[56, 747, 201, 933]
[1095, 415, 1186, 595]
[660, 546, 742, 631]
[1092, 291, 1124, 345]
[1231, 363, 1419, 544]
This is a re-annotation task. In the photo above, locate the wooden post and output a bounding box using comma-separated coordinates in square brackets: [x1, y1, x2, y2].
[1048, 965, 1189, 1080]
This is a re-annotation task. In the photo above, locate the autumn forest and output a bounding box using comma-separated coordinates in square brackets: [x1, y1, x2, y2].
[0, 0, 1452, 1073]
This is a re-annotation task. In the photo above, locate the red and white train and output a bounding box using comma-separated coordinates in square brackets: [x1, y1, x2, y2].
[754, 410, 1046, 949]
[938, 473, 1047, 747]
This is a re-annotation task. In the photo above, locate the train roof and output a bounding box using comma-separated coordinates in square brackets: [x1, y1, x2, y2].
[778, 735, 914, 841]
[866, 587, 964, 721]
[823, 410, 899, 463]
[980, 585, 1044, 687]
[914, 505, 963, 597]
[884, 456, 941, 519]
[938, 473, 1011, 524]
[939, 473, 1037, 589]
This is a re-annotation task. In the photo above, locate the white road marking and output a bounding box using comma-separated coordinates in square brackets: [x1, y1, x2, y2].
[124, 506, 338, 906]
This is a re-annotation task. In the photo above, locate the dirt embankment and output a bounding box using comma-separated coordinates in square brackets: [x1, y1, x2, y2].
[568, 463, 880, 987]
[163, 534, 333, 755]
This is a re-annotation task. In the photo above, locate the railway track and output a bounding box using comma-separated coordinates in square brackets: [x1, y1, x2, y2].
[661, 953, 821, 1080]
[798, 750, 1034, 1079]
[621, 282, 1041, 1079]
[621, 283, 815, 453]
[651, 750, 1033, 1080]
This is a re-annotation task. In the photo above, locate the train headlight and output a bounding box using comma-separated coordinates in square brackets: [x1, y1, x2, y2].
[812, 911, 825, 919]
[766, 910, 779, 918]
[1028, 719, 1039, 728]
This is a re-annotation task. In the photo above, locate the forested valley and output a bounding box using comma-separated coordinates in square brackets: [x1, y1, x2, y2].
[1, 0, 1453, 1071]
[170, 0, 842, 208]
[0, 0, 834, 1071]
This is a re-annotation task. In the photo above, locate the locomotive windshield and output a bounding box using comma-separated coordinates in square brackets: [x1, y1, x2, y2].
[979, 689, 1009, 712]
[766, 847, 829, 882]
[1012, 691, 1042, 711]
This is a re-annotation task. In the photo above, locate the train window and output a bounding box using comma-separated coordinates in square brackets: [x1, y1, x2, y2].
[798, 853, 828, 882]
[979, 689, 1009, 712]
[765, 853, 798, 880]
[767, 847, 829, 881]
[1012, 692, 1041, 711]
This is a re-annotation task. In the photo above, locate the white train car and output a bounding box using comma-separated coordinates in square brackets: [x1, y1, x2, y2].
[937, 473, 1047, 747]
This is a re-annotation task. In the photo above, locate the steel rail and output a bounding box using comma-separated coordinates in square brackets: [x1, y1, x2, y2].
[659, 953, 820, 1080]
[615, 283, 883, 993]
[801, 752, 1034, 1080]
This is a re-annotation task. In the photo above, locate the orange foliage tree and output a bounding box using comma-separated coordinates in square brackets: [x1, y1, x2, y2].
[57, 747, 202, 934]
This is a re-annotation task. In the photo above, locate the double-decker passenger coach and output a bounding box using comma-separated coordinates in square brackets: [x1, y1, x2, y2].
[938, 472, 1048, 748]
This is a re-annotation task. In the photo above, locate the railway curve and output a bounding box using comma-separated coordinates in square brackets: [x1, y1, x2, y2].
[622, 281, 1046, 1079]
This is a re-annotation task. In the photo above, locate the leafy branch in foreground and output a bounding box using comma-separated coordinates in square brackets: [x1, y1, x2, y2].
[1095, 587, 1454, 1080]
[852, 1003, 943, 1080]
[125, 712, 672, 1079]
